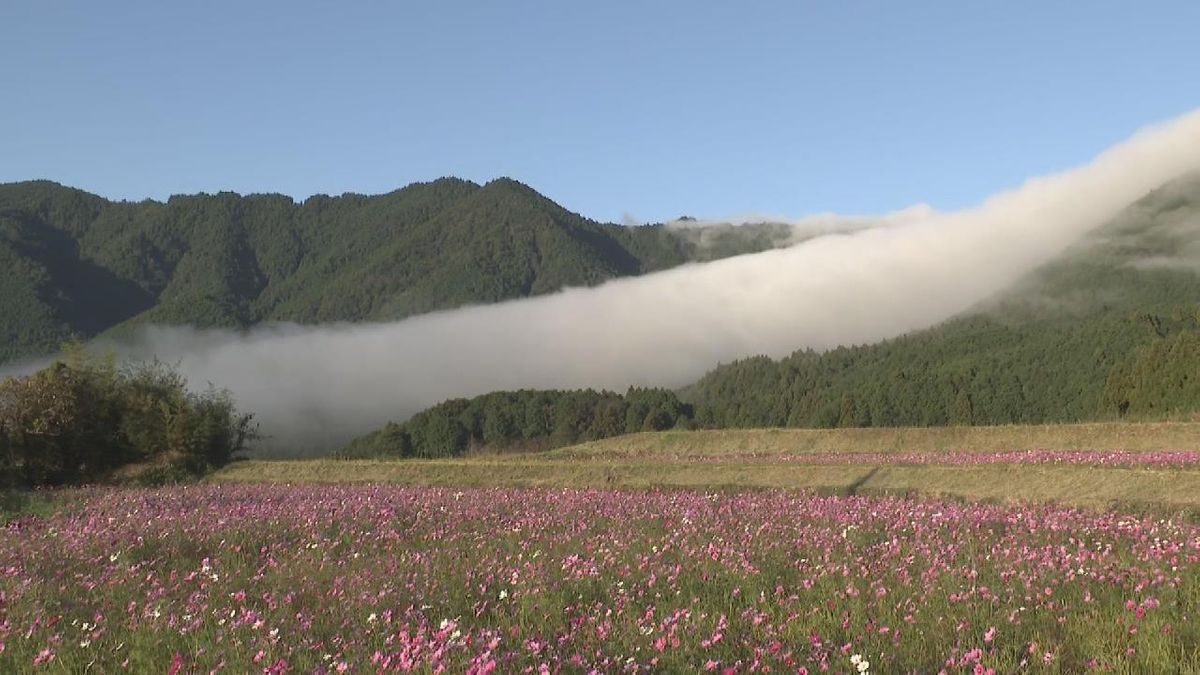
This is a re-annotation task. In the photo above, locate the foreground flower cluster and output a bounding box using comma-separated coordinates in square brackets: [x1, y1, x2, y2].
[679, 449, 1200, 468]
[2, 485, 1198, 672]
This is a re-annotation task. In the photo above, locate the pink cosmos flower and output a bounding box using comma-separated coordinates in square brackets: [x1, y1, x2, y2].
[33, 648, 54, 666]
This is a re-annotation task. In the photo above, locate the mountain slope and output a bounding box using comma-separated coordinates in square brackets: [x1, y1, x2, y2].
[0, 207, 155, 361]
[685, 172, 1200, 428]
[256, 178, 691, 322]
[0, 178, 766, 363]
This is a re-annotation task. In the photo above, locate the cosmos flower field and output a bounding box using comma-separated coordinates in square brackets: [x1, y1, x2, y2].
[3, 484, 1199, 673]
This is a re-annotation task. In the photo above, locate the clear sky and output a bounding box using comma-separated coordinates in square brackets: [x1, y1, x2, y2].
[2, 1, 1198, 223]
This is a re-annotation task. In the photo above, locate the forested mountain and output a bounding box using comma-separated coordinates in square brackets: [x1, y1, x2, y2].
[0, 179, 786, 363]
[686, 172, 1200, 428]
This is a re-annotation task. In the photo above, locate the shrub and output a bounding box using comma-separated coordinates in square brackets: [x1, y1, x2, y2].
[0, 351, 256, 487]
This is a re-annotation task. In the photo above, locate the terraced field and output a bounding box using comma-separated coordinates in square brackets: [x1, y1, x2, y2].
[215, 423, 1200, 512]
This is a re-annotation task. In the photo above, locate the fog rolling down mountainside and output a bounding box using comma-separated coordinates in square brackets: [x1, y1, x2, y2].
[48, 108, 1195, 456]
[339, 171, 1200, 459]
[5, 111, 1200, 455]
[0, 177, 833, 365]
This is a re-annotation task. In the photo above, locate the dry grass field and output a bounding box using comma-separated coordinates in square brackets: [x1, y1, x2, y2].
[544, 422, 1200, 460]
[213, 422, 1200, 512]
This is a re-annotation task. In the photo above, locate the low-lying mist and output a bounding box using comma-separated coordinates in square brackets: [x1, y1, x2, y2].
[43, 110, 1200, 454]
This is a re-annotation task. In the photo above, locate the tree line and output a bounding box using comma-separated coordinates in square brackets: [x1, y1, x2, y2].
[338, 388, 693, 459]
[686, 308, 1200, 430]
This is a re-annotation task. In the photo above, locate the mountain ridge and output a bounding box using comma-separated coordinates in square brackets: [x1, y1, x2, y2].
[0, 177, 791, 363]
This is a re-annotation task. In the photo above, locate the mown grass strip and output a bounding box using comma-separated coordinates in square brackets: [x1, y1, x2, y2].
[212, 459, 1200, 512]
[546, 422, 1200, 460]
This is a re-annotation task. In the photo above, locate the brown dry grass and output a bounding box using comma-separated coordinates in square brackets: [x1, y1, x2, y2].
[211, 422, 1200, 512]
[544, 422, 1200, 460]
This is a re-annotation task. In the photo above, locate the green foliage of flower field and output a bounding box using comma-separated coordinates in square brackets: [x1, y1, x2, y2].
[2, 485, 1199, 673]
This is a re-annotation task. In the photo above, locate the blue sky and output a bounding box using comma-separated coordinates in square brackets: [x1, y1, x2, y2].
[2, 2, 1198, 223]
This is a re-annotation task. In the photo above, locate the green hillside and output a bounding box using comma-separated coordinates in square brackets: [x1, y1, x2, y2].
[0, 178, 781, 363]
[685, 172, 1200, 428]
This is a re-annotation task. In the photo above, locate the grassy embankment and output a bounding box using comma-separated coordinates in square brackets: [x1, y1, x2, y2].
[213, 422, 1200, 510]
